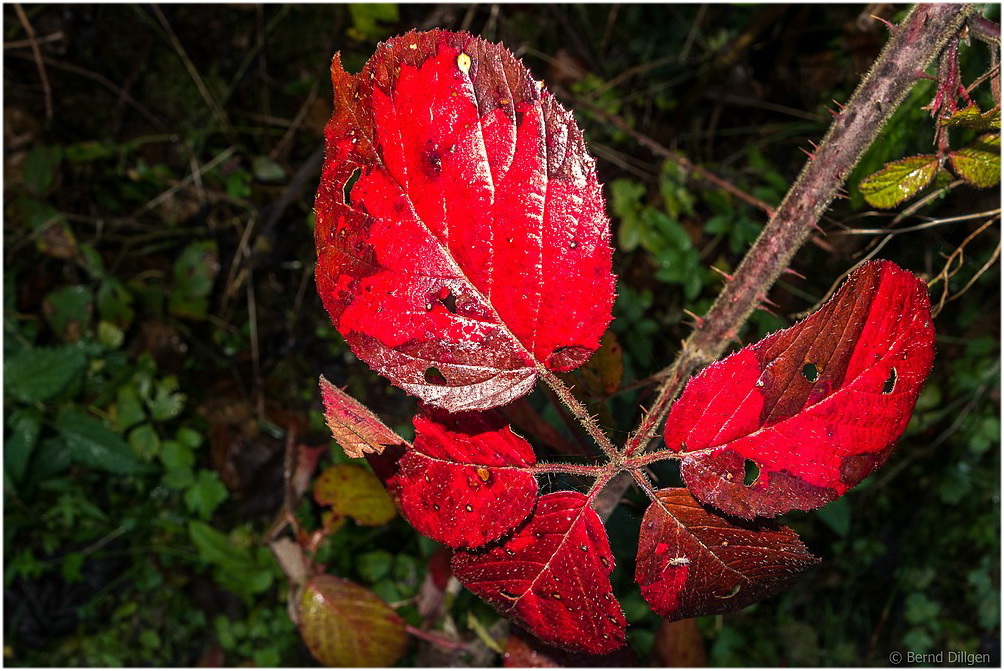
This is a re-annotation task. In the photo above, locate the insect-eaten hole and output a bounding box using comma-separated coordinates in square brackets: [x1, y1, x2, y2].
[424, 367, 448, 385]
[882, 367, 897, 395]
[342, 167, 361, 206]
[438, 287, 458, 313]
[423, 141, 442, 177]
[742, 459, 760, 486]
[802, 362, 819, 383]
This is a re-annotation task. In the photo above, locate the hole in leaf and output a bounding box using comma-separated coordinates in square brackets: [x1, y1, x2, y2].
[423, 141, 442, 176]
[716, 584, 742, 599]
[424, 367, 447, 385]
[802, 362, 819, 382]
[343, 167, 361, 205]
[882, 367, 897, 394]
[742, 459, 760, 486]
[439, 287, 458, 313]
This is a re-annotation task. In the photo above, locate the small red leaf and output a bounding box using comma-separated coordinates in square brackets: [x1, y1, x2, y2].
[314, 30, 614, 412]
[667, 260, 935, 519]
[396, 408, 538, 548]
[451, 491, 626, 654]
[636, 488, 818, 621]
[319, 375, 406, 458]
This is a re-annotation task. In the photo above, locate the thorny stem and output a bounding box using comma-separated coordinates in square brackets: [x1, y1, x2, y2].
[587, 3, 978, 519]
[538, 366, 621, 462]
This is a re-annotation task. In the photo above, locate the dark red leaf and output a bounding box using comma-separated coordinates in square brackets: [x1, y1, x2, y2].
[451, 491, 626, 654]
[314, 29, 614, 412]
[666, 261, 935, 519]
[636, 488, 818, 621]
[395, 408, 538, 548]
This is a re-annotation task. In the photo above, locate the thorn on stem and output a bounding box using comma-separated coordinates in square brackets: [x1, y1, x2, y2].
[871, 14, 897, 33]
[799, 147, 815, 160]
[784, 267, 807, 280]
[710, 266, 734, 282]
[682, 308, 705, 329]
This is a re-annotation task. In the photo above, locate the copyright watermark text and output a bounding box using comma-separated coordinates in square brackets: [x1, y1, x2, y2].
[889, 650, 991, 666]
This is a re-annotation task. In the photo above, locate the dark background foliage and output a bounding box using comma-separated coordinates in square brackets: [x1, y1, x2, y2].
[4, 4, 999, 666]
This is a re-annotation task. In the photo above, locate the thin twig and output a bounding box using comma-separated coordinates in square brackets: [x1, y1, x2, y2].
[14, 4, 53, 121]
[6, 51, 166, 130]
[150, 5, 238, 142]
[929, 216, 1001, 317]
[573, 96, 776, 217]
[4, 30, 64, 50]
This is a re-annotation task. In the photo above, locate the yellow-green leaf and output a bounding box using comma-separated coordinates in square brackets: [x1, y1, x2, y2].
[858, 155, 939, 209]
[950, 133, 1001, 188]
[299, 575, 407, 667]
[313, 464, 396, 526]
[940, 104, 1001, 131]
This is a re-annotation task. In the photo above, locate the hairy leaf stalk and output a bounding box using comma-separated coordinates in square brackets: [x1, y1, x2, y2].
[598, 3, 976, 517]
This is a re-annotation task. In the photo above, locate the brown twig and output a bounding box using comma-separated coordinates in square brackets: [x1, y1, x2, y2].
[14, 4, 53, 121]
[6, 50, 167, 131]
[574, 97, 776, 217]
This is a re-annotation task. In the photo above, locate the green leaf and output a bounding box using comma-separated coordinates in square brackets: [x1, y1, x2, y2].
[188, 521, 273, 598]
[251, 155, 287, 182]
[43, 285, 94, 342]
[159, 438, 195, 471]
[347, 3, 399, 40]
[940, 104, 1001, 131]
[950, 133, 1001, 188]
[22, 145, 62, 196]
[27, 436, 72, 483]
[169, 240, 219, 320]
[127, 423, 161, 461]
[816, 497, 852, 537]
[4, 346, 87, 402]
[356, 550, 395, 584]
[55, 407, 148, 475]
[97, 279, 135, 330]
[188, 520, 255, 571]
[858, 154, 940, 208]
[610, 179, 646, 252]
[64, 140, 119, 163]
[298, 575, 407, 667]
[184, 469, 229, 519]
[5, 407, 43, 483]
[145, 376, 186, 421]
[111, 384, 147, 433]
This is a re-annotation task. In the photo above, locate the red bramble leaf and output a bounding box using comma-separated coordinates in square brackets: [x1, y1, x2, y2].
[666, 260, 935, 519]
[314, 29, 615, 412]
[451, 491, 626, 654]
[395, 407, 538, 548]
[635, 488, 818, 621]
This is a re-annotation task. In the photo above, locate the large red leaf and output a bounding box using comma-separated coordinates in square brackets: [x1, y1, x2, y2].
[635, 488, 818, 621]
[396, 408, 538, 548]
[666, 260, 935, 519]
[314, 29, 615, 412]
[451, 491, 626, 654]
